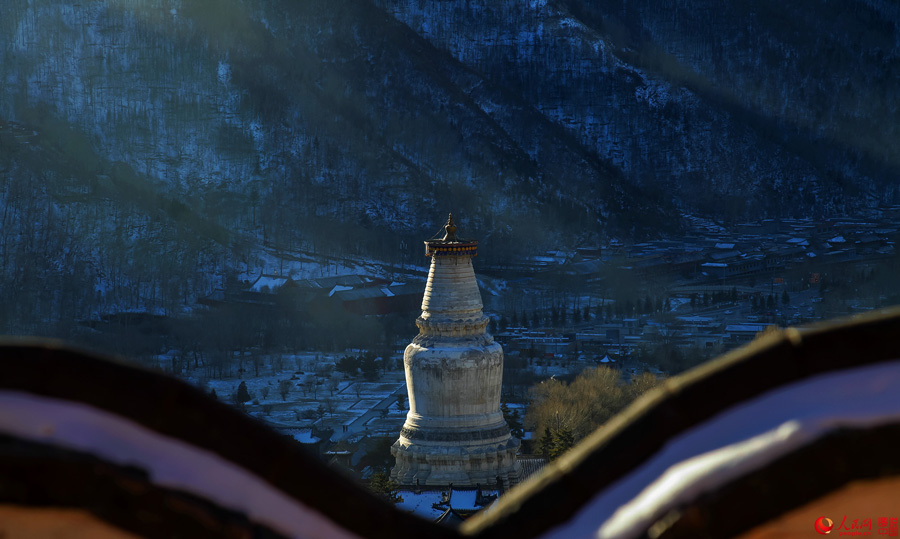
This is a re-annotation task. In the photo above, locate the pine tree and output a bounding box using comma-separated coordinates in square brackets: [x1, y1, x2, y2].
[336, 355, 359, 377]
[360, 353, 380, 381]
[781, 290, 790, 305]
[236, 381, 251, 403]
[549, 427, 575, 460]
[209, 388, 217, 400]
[369, 472, 403, 504]
[537, 428, 554, 460]
[583, 305, 591, 322]
[501, 403, 524, 439]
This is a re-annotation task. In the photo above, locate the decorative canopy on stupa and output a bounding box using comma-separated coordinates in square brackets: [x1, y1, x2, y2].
[425, 213, 478, 257]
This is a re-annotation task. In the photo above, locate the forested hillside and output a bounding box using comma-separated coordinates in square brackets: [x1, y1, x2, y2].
[376, 0, 900, 218]
[1, 0, 897, 334]
[0, 0, 639, 332]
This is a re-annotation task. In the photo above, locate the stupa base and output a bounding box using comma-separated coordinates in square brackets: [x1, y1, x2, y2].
[390, 437, 521, 489]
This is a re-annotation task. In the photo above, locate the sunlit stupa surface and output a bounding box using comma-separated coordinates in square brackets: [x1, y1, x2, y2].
[391, 214, 520, 487]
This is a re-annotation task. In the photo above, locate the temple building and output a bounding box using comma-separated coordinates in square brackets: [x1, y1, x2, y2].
[391, 214, 521, 488]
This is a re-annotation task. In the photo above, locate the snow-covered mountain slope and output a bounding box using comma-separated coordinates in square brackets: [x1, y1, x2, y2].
[1, 0, 662, 246]
[1, 0, 897, 330]
[374, 0, 900, 217]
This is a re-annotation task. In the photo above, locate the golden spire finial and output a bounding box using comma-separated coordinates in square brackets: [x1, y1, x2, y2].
[442, 213, 458, 241]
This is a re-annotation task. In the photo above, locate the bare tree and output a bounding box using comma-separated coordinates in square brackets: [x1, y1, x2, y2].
[323, 397, 336, 417]
[326, 374, 340, 396]
[526, 366, 662, 444]
[278, 379, 292, 401]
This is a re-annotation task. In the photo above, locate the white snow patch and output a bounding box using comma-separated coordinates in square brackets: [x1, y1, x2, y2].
[329, 285, 354, 297]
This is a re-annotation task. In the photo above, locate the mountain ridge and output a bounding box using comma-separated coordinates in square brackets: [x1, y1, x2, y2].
[1, 0, 897, 329]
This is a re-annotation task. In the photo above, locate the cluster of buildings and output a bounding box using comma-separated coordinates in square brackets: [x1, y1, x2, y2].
[497, 318, 771, 361]
[503, 216, 898, 285]
[486, 216, 900, 370]
[201, 272, 423, 316]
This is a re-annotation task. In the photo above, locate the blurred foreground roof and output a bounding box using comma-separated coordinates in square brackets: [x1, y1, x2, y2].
[3, 308, 900, 537]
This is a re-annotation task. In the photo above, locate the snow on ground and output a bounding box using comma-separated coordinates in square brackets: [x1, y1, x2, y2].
[395, 488, 499, 519]
[387, 407, 407, 418]
[395, 491, 446, 520]
[504, 402, 526, 412]
[365, 382, 407, 395]
[450, 489, 479, 509]
[287, 429, 320, 444]
[237, 243, 431, 287]
[179, 353, 408, 438]
[351, 399, 383, 410]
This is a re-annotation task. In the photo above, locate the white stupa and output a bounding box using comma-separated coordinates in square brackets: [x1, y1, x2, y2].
[391, 214, 521, 487]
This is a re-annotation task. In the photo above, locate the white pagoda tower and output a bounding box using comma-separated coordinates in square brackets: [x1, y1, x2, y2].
[391, 214, 520, 487]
